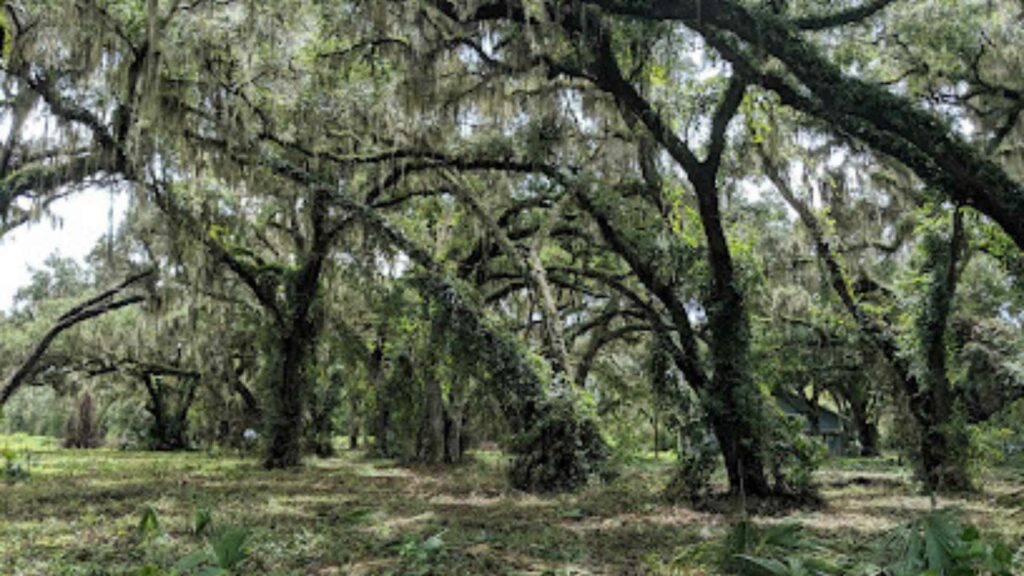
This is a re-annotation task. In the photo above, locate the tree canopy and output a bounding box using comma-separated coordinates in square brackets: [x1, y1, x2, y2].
[1, 0, 1023, 501]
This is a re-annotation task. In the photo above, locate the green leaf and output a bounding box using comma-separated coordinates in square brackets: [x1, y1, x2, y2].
[174, 550, 212, 572]
[210, 526, 250, 570]
[193, 508, 213, 536]
[138, 506, 160, 540]
[734, 554, 792, 576]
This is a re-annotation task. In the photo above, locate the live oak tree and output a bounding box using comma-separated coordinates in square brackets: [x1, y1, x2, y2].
[1, 0, 609, 488]
[577, 0, 1024, 251]
[416, 0, 818, 497]
[1, 0, 1022, 501]
[755, 104, 1024, 490]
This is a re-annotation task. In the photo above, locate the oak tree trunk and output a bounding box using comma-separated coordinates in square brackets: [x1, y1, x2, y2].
[849, 397, 880, 457]
[264, 330, 313, 469]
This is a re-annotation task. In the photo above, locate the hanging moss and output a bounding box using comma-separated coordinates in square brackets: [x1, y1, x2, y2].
[425, 276, 610, 491]
[0, 10, 12, 64]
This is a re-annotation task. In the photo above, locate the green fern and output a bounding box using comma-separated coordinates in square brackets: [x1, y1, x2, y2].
[879, 508, 1015, 576]
[734, 554, 842, 576]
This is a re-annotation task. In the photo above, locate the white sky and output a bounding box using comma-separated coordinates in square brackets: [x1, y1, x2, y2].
[0, 189, 129, 310]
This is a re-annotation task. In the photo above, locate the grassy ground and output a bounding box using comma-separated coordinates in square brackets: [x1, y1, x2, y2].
[2, 435, 1022, 575]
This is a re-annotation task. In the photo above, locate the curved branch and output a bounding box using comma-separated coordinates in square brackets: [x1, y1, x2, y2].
[793, 0, 898, 31]
[1, 268, 155, 406]
[584, 0, 1024, 252]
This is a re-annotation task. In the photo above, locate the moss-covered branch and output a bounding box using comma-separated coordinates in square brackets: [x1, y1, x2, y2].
[584, 0, 1024, 252]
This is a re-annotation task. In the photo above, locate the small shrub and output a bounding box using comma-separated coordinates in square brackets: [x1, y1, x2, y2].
[208, 526, 251, 572]
[664, 435, 718, 503]
[138, 506, 161, 541]
[2, 447, 32, 484]
[137, 508, 251, 575]
[765, 413, 826, 498]
[507, 399, 611, 492]
[192, 508, 213, 537]
[876, 507, 1015, 576]
[722, 520, 838, 575]
[397, 530, 447, 576]
[705, 508, 1018, 576]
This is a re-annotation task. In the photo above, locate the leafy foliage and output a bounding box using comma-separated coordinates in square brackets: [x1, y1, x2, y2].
[1, 446, 31, 484]
[396, 530, 448, 576]
[877, 508, 1016, 576]
[138, 506, 161, 542]
[716, 508, 1018, 576]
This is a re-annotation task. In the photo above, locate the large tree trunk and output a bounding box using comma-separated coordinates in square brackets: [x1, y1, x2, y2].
[911, 209, 971, 491]
[369, 336, 390, 457]
[421, 372, 446, 464]
[848, 396, 880, 457]
[445, 374, 466, 463]
[703, 294, 773, 498]
[690, 161, 773, 497]
[562, 7, 775, 497]
[574, 177, 774, 496]
[711, 413, 772, 497]
[264, 330, 314, 468]
[263, 188, 329, 469]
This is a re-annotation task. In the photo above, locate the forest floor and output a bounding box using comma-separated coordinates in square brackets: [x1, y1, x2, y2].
[1, 434, 1022, 575]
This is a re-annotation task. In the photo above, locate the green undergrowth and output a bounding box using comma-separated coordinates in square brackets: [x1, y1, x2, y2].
[1, 436, 1021, 575]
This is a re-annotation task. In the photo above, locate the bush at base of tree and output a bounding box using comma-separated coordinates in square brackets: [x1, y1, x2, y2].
[507, 399, 612, 492]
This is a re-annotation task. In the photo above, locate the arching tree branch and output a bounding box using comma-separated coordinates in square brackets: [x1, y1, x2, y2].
[1, 267, 156, 406]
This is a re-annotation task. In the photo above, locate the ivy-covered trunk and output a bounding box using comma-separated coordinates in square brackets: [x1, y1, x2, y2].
[262, 189, 329, 470]
[444, 374, 467, 464]
[708, 409, 771, 497]
[703, 292, 772, 498]
[264, 329, 315, 468]
[140, 372, 198, 451]
[439, 286, 608, 491]
[565, 7, 778, 497]
[910, 209, 971, 492]
[693, 167, 774, 498]
[912, 402, 970, 492]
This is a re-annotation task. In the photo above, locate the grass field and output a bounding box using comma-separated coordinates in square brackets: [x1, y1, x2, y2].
[2, 435, 1022, 575]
